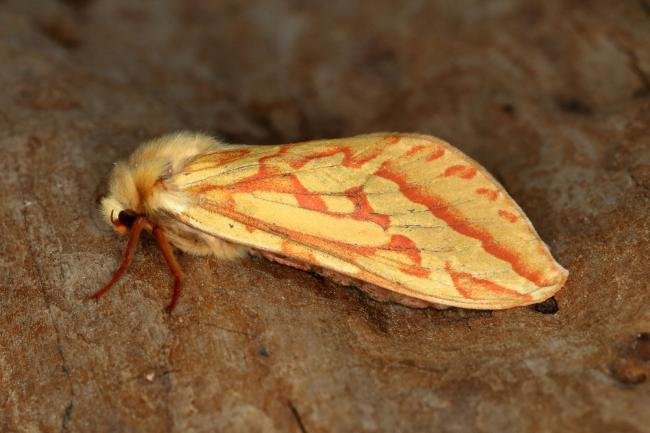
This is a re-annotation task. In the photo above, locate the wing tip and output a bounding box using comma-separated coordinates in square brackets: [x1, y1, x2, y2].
[520, 261, 569, 307]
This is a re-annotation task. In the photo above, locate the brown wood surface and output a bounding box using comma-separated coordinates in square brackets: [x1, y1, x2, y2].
[1, 1, 649, 432]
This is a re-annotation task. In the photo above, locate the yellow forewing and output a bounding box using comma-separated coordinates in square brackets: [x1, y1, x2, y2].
[171, 133, 568, 309]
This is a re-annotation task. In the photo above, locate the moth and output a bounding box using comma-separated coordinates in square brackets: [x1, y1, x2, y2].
[94, 132, 568, 312]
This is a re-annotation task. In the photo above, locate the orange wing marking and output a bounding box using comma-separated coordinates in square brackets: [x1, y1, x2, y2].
[375, 161, 548, 287]
[345, 186, 390, 230]
[194, 145, 394, 230]
[498, 209, 518, 223]
[199, 199, 429, 280]
[476, 187, 499, 201]
[445, 262, 532, 301]
[388, 234, 429, 277]
[405, 144, 427, 157]
[443, 165, 477, 179]
[207, 149, 252, 167]
[426, 147, 445, 161]
[289, 135, 400, 170]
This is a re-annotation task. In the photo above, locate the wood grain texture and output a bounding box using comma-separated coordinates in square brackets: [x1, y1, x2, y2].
[0, 0, 648, 432]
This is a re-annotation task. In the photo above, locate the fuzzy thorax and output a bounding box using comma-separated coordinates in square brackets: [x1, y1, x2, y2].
[101, 132, 220, 224]
[101, 132, 249, 259]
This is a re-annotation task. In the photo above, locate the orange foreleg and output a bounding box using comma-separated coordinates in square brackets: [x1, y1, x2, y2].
[152, 226, 183, 313]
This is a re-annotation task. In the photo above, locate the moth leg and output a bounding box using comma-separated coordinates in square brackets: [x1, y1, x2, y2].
[91, 216, 147, 300]
[152, 226, 183, 313]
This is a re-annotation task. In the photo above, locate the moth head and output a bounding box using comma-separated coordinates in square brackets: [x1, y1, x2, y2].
[109, 208, 139, 234]
[100, 160, 150, 234]
[100, 132, 220, 234]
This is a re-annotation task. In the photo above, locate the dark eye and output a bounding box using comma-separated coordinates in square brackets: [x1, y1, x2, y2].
[118, 210, 138, 228]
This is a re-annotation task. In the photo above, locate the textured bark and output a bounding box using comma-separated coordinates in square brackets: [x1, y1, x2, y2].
[1, 1, 649, 432]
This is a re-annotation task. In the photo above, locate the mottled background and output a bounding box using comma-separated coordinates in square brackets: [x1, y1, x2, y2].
[1, 1, 649, 432]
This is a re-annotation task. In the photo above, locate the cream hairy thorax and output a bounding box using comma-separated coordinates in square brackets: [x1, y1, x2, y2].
[95, 132, 248, 311]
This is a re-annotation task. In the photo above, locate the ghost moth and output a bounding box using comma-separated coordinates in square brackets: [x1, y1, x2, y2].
[94, 132, 568, 312]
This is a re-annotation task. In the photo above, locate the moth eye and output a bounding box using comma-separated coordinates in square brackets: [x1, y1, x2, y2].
[118, 209, 138, 228]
